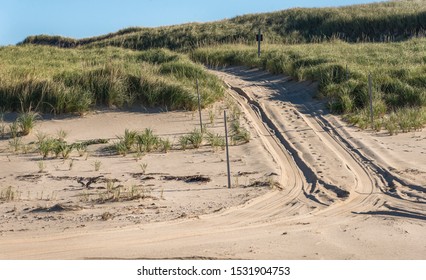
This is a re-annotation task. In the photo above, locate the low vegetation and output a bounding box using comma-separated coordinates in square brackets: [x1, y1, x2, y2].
[193, 38, 426, 133]
[0, 47, 224, 114]
[21, 0, 426, 50]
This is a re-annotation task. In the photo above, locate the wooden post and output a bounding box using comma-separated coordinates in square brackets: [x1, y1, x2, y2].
[224, 111, 231, 189]
[196, 79, 203, 132]
[368, 73, 374, 124]
[257, 29, 262, 58]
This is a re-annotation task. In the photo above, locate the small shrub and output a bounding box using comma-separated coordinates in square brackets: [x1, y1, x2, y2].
[61, 145, 73, 159]
[17, 112, 40, 136]
[178, 135, 190, 150]
[188, 129, 203, 148]
[136, 128, 159, 152]
[39, 137, 55, 158]
[122, 129, 138, 150]
[114, 140, 128, 156]
[159, 138, 172, 153]
[373, 119, 382, 132]
[384, 113, 399, 135]
[206, 132, 225, 151]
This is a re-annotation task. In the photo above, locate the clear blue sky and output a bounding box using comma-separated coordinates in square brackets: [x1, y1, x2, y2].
[0, 0, 384, 46]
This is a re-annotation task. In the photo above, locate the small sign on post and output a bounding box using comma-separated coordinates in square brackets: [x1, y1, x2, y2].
[256, 29, 263, 58]
[224, 111, 231, 189]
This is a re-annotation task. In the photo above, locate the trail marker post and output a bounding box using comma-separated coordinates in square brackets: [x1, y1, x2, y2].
[224, 111, 231, 189]
[256, 29, 263, 58]
[368, 73, 374, 124]
[196, 79, 203, 132]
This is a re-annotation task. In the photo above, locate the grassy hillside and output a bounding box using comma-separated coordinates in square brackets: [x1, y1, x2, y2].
[192, 38, 426, 133]
[21, 0, 426, 50]
[6, 0, 426, 134]
[0, 46, 224, 114]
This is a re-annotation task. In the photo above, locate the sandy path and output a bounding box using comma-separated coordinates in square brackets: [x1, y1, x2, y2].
[0, 67, 425, 259]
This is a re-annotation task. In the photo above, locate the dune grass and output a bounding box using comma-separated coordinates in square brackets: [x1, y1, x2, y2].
[0, 46, 224, 114]
[21, 0, 426, 50]
[192, 38, 426, 133]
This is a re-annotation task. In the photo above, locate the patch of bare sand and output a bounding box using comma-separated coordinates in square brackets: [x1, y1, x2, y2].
[0, 105, 278, 239]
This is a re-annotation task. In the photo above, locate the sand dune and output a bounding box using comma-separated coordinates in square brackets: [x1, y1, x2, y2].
[0, 67, 425, 259]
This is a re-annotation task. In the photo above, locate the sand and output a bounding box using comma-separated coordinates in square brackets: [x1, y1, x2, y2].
[0, 67, 425, 260]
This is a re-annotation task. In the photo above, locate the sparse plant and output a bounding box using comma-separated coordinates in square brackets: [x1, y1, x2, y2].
[159, 138, 172, 153]
[94, 160, 102, 171]
[139, 163, 148, 174]
[230, 120, 250, 144]
[384, 113, 399, 135]
[35, 131, 47, 144]
[373, 119, 382, 132]
[0, 114, 5, 139]
[75, 143, 87, 157]
[39, 137, 55, 158]
[206, 132, 225, 151]
[21, 144, 32, 154]
[37, 160, 46, 173]
[61, 144, 73, 159]
[9, 122, 19, 138]
[114, 140, 128, 156]
[136, 128, 159, 152]
[208, 109, 215, 125]
[56, 129, 68, 141]
[134, 151, 143, 161]
[0, 186, 17, 202]
[17, 112, 40, 136]
[52, 140, 64, 158]
[188, 129, 203, 148]
[8, 137, 22, 153]
[178, 135, 189, 150]
[122, 129, 138, 150]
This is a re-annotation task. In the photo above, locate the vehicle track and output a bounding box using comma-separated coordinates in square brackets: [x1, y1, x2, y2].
[1, 67, 424, 259]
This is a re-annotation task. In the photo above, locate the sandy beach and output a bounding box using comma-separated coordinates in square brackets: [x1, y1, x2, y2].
[0, 67, 425, 259]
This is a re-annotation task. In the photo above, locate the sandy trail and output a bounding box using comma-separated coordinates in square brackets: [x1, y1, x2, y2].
[0, 67, 425, 259]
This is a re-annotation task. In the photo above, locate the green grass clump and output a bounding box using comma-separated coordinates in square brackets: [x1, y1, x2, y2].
[17, 112, 40, 136]
[187, 129, 204, 149]
[0, 46, 224, 114]
[136, 128, 160, 153]
[206, 132, 225, 152]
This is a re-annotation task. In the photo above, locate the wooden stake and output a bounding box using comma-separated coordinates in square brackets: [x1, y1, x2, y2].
[224, 111, 231, 189]
[196, 79, 203, 132]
